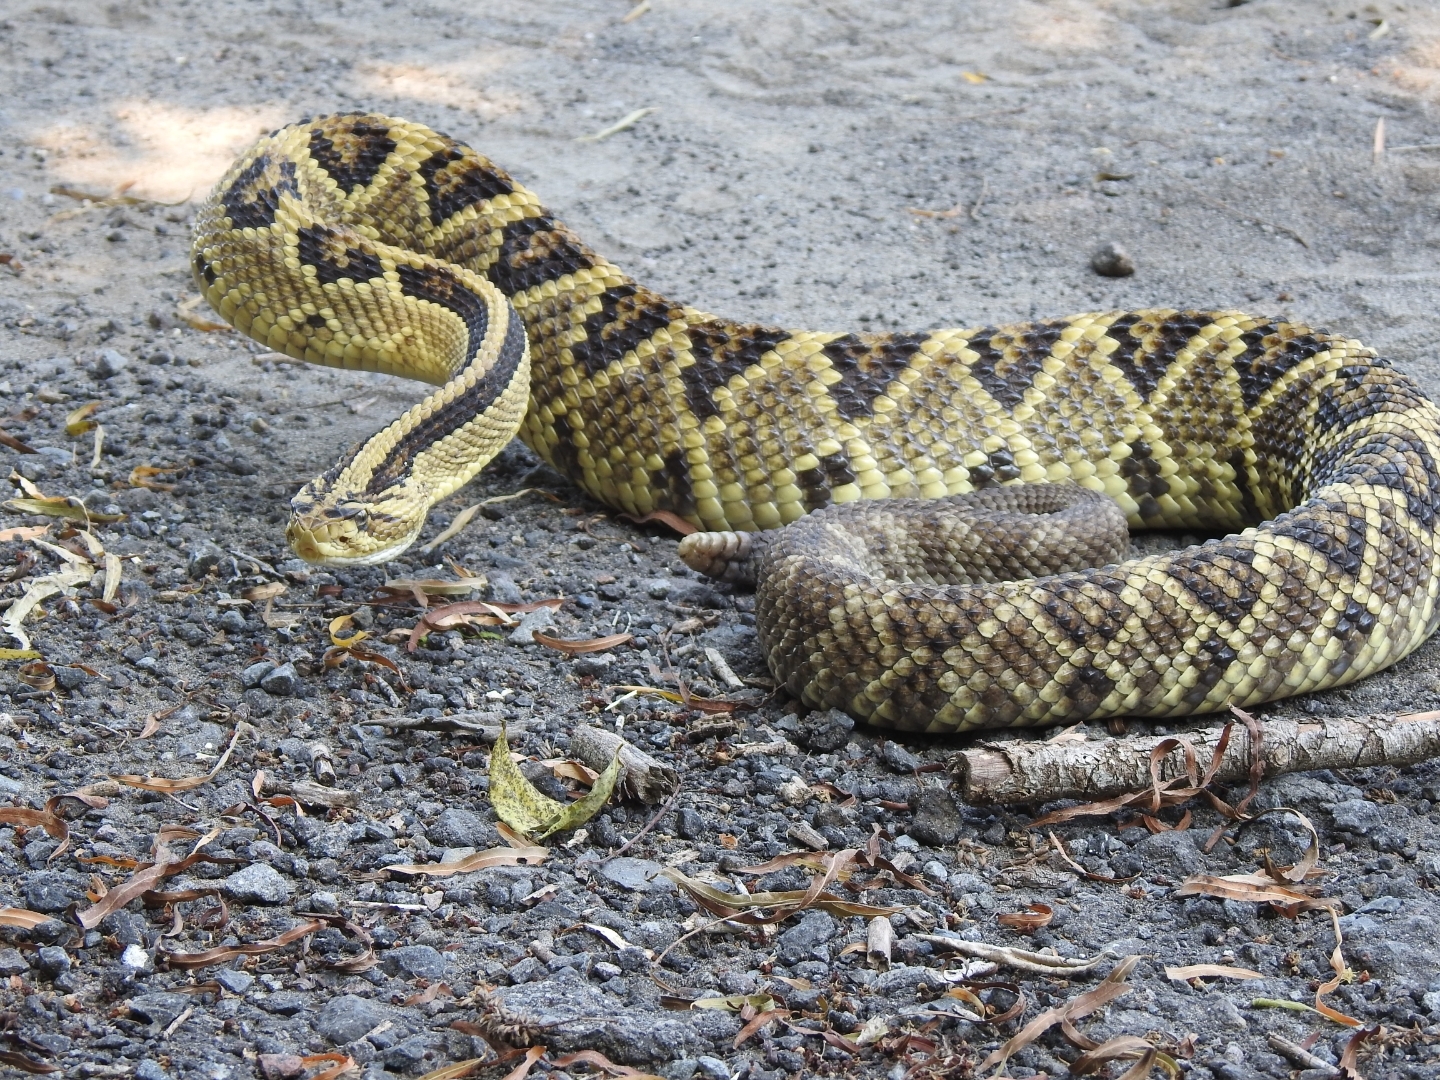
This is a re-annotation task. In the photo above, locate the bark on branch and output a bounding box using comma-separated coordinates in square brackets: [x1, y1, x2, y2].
[569, 725, 678, 804]
[950, 710, 1440, 805]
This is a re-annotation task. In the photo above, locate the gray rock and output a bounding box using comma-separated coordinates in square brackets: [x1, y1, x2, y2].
[1130, 829, 1204, 878]
[909, 788, 962, 846]
[260, 990, 308, 1016]
[1332, 799, 1385, 836]
[597, 857, 664, 892]
[507, 956, 545, 984]
[488, 573, 523, 604]
[127, 992, 190, 1027]
[572, 653, 613, 677]
[695, 1059, 730, 1080]
[875, 965, 949, 996]
[880, 740, 922, 773]
[508, 607, 556, 645]
[260, 662, 298, 696]
[222, 863, 293, 904]
[214, 967, 254, 994]
[307, 824, 356, 859]
[797, 708, 854, 752]
[23, 879, 74, 913]
[921, 860, 949, 884]
[776, 909, 838, 965]
[383, 1034, 437, 1075]
[1090, 241, 1135, 277]
[134, 1061, 168, 1080]
[94, 348, 129, 378]
[426, 808, 489, 848]
[316, 994, 389, 1045]
[381, 945, 447, 980]
[0, 949, 27, 976]
[675, 807, 706, 841]
[240, 660, 276, 689]
[34, 946, 70, 977]
[186, 542, 224, 580]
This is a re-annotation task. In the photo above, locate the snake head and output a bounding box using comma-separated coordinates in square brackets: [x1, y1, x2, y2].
[287, 489, 425, 566]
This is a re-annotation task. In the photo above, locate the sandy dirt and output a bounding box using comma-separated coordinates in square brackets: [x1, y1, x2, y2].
[4, 1, 1440, 1078]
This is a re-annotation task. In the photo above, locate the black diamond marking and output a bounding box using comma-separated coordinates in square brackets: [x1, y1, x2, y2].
[1105, 312, 1171, 400]
[679, 323, 790, 420]
[1236, 326, 1329, 411]
[307, 120, 395, 194]
[821, 333, 926, 420]
[295, 225, 384, 286]
[192, 250, 216, 286]
[570, 284, 675, 376]
[417, 146, 514, 227]
[488, 215, 594, 296]
[1180, 635, 1239, 710]
[659, 450, 695, 517]
[1312, 427, 1440, 528]
[395, 263, 490, 366]
[1269, 506, 1367, 578]
[1166, 547, 1265, 626]
[965, 322, 1063, 408]
[221, 157, 297, 231]
[363, 299, 522, 496]
[547, 413, 581, 478]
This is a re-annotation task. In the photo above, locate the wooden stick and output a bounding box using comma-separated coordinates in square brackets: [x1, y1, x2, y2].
[569, 725, 679, 804]
[950, 711, 1440, 805]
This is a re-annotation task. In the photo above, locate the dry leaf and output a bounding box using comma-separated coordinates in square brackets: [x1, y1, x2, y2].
[996, 903, 1054, 933]
[111, 723, 248, 793]
[64, 402, 101, 436]
[533, 631, 634, 656]
[576, 107, 657, 142]
[0, 908, 49, 929]
[0, 527, 47, 543]
[978, 956, 1140, 1073]
[161, 919, 324, 969]
[1165, 964, 1263, 982]
[383, 845, 547, 878]
[129, 464, 184, 492]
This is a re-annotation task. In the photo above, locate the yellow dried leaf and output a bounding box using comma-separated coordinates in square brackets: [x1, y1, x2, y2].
[537, 744, 622, 839]
[488, 725, 566, 838]
[65, 402, 101, 436]
[329, 614, 368, 648]
[960, 70, 988, 83]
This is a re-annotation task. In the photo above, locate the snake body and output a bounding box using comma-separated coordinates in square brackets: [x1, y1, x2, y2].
[194, 113, 1440, 731]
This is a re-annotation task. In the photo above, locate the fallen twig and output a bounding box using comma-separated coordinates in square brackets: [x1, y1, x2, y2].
[570, 725, 678, 803]
[914, 934, 1123, 975]
[951, 709, 1440, 805]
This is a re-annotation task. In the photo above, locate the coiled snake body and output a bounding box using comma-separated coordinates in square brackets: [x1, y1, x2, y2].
[193, 114, 1440, 732]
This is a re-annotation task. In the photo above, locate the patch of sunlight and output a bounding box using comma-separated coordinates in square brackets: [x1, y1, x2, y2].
[351, 60, 528, 119]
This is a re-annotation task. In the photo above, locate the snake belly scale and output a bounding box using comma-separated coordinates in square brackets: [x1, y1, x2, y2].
[193, 113, 1440, 732]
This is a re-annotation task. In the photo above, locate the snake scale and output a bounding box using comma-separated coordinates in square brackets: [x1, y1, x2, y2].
[193, 113, 1440, 733]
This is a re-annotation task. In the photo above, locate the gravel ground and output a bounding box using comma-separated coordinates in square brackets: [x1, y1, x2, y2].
[3, 1, 1440, 1078]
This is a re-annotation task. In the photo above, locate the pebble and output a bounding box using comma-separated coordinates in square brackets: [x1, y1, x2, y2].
[880, 740, 922, 773]
[24, 880, 74, 913]
[1130, 829, 1204, 877]
[797, 708, 854, 752]
[259, 991, 308, 1016]
[134, 1061, 168, 1080]
[908, 788, 962, 846]
[1332, 799, 1385, 836]
[215, 967, 254, 994]
[315, 994, 390, 1045]
[675, 807, 706, 840]
[508, 607, 556, 645]
[597, 857, 665, 892]
[0, 949, 27, 976]
[241, 660, 276, 688]
[222, 863, 294, 904]
[776, 909, 837, 965]
[127, 992, 190, 1028]
[94, 348, 129, 378]
[921, 860, 949, 884]
[426, 808, 489, 848]
[381, 945, 447, 980]
[34, 946, 70, 977]
[1090, 241, 1135, 277]
[259, 662, 298, 696]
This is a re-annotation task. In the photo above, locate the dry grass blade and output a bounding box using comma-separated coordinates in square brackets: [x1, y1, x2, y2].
[733, 1005, 790, 1049]
[407, 597, 563, 649]
[550, 1049, 666, 1079]
[0, 908, 49, 929]
[160, 918, 324, 969]
[0, 1051, 60, 1075]
[0, 527, 46, 543]
[383, 845, 547, 877]
[978, 956, 1140, 1073]
[915, 934, 1120, 975]
[576, 107, 657, 142]
[533, 630, 633, 656]
[499, 1046, 546, 1080]
[1172, 873, 1335, 914]
[129, 464, 184, 492]
[1315, 906, 1362, 1028]
[1338, 1026, 1378, 1079]
[412, 1061, 484, 1080]
[620, 509, 697, 535]
[112, 722, 248, 792]
[64, 402, 100, 436]
[1070, 1037, 1176, 1079]
[607, 684, 739, 714]
[1165, 964, 1263, 981]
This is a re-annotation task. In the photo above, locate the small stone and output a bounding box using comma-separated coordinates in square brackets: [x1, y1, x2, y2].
[240, 660, 276, 689]
[880, 741, 922, 774]
[383, 1034, 436, 1074]
[222, 863, 293, 904]
[214, 967, 254, 994]
[24, 880, 73, 913]
[1131, 830, 1203, 878]
[260, 662, 298, 696]
[797, 708, 854, 752]
[307, 824, 355, 860]
[675, 808, 706, 841]
[259, 990, 308, 1016]
[597, 857, 664, 892]
[908, 788, 962, 846]
[0, 949, 27, 976]
[315, 994, 390, 1045]
[187, 544, 223, 580]
[507, 956, 545, 984]
[120, 944, 151, 971]
[695, 1057, 731, 1080]
[1090, 241, 1135, 277]
[307, 891, 340, 914]
[34, 946, 70, 977]
[1332, 799, 1385, 836]
[572, 653, 613, 677]
[258, 1054, 306, 1080]
[921, 860, 949, 884]
[593, 961, 622, 980]
[134, 1061, 168, 1080]
[94, 349, 129, 378]
[381, 945, 447, 980]
[426, 808, 489, 848]
[507, 608, 556, 645]
[218, 608, 247, 633]
[128, 992, 190, 1028]
[776, 909, 838, 965]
